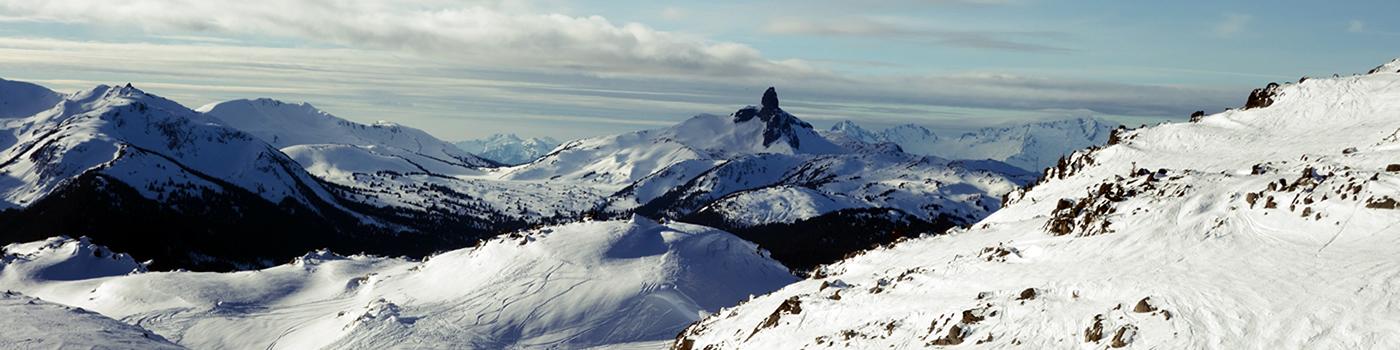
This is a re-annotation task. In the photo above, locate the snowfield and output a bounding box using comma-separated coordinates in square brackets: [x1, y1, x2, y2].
[0, 292, 185, 349]
[0, 217, 795, 349]
[674, 62, 1400, 349]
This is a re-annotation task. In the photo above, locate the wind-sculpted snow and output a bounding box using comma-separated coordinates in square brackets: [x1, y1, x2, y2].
[0, 218, 795, 349]
[0, 292, 184, 350]
[674, 61, 1400, 349]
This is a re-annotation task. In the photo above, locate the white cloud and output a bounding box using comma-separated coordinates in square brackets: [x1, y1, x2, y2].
[0, 1, 1237, 139]
[1212, 14, 1252, 37]
[1348, 20, 1366, 33]
[761, 17, 1071, 52]
[660, 7, 687, 21]
[0, 0, 816, 78]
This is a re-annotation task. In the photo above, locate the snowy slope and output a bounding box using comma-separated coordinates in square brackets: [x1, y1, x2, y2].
[0, 78, 61, 118]
[0, 218, 795, 349]
[454, 133, 560, 165]
[200, 98, 496, 168]
[0, 84, 339, 210]
[675, 61, 1400, 348]
[826, 117, 1118, 172]
[0, 292, 184, 349]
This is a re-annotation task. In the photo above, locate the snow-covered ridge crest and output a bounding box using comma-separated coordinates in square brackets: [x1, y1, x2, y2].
[199, 98, 496, 168]
[0, 218, 796, 349]
[675, 59, 1400, 349]
[0, 77, 62, 118]
[0, 83, 338, 209]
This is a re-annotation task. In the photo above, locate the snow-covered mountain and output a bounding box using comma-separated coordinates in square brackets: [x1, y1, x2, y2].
[826, 116, 1119, 172]
[509, 87, 1031, 270]
[0, 83, 430, 270]
[675, 61, 1400, 348]
[0, 81, 1029, 275]
[0, 78, 62, 118]
[454, 133, 560, 165]
[200, 98, 497, 168]
[0, 218, 795, 349]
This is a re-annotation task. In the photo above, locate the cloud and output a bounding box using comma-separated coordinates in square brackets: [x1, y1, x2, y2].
[0, 0, 817, 79]
[1212, 14, 1251, 37]
[761, 17, 1072, 52]
[1348, 20, 1366, 33]
[0, 1, 1235, 139]
[0, 36, 1235, 139]
[660, 7, 687, 21]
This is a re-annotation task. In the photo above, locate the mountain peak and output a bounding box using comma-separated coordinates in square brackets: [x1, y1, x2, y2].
[761, 87, 779, 110]
[732, 87, 818, 149]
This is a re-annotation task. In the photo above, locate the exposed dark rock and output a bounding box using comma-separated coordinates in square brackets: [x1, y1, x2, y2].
[761, 87, 780, 109]
[1366, 196, 1398, 209]
[731, 87, 815, 149]
[1189, 110, 1206, 123]
[1084, 314, 1106, 342]
[1132, 297, 1157, 313]
[1244, 82, 1280, 109]
[929, 324, 965, 346]
[750, 296, 802, 339]
[1110, 325, 1137, 348]
[1017, 288, 1039, 300]
[961, 309, 985, 324]
[1386, 164, 1400, 172]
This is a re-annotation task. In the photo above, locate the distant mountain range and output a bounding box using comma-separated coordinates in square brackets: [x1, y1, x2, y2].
[453, 134, 559, 165]
[825, 116, 1119, 172]
[0, 85, 1036, 347]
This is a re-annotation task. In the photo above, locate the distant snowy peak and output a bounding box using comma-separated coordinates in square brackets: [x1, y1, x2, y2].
[453, 133, 560, 165]
[507, 87, 844, 186]
[0, 78, 61, 118]
[827, 116, 1118, 172]
[655, 87, 844, 157]
[0, 84, 331, 209]
[199, 98, 495, 168]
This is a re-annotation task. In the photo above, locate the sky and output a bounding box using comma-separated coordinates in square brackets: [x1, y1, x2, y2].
[0, 0, 1396, 141]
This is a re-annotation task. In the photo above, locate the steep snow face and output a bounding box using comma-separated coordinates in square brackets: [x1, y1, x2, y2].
[826, 117, 1118, 172]
[0, 292, 184, 350]
[0, 85, 336, 210]
[454, 133, 560, 165]
[0, 78, 61, 118]
[199, 98, 495, 168]
[0, 218, 796, 349]
[676, 63, 1400, 349]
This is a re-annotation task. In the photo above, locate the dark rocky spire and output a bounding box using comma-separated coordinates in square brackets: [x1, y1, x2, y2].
[761, 87, 779, 110]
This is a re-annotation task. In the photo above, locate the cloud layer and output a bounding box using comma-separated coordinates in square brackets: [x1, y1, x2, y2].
[0, 0, 1242, 139]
